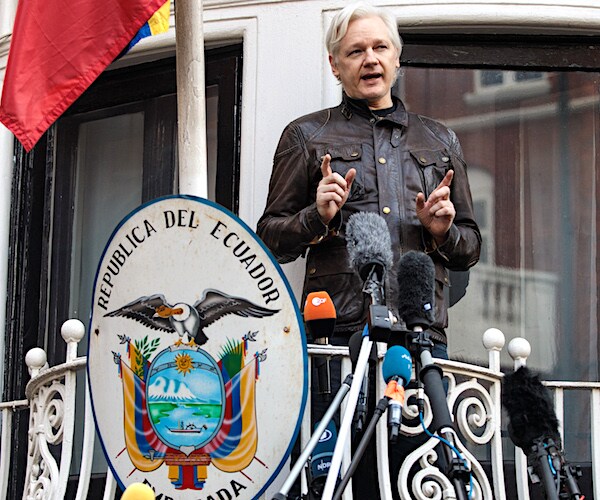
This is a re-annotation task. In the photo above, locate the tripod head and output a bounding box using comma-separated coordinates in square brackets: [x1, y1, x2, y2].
[527, 437, 584, 500]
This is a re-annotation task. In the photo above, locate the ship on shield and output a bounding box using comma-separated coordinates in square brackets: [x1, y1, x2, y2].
[107, 290, 275, 491]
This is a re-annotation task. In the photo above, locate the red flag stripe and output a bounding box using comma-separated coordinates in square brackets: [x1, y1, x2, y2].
[0, 0, 168, 151]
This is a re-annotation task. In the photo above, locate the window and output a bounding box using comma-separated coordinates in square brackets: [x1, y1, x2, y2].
[479, 69, 545, 88]
[397, 35, 600, 476]
[468, 169, 494, 265]
[468, 69, 550, 104]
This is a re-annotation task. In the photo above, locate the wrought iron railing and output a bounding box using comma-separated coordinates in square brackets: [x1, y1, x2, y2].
[0, 320, 597, 499]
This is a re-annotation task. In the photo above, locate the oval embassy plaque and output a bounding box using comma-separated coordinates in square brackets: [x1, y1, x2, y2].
[87, 195, 307, 499]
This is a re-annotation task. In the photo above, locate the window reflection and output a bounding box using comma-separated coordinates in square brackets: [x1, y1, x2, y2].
[397, 68, 599, 384]
[480, 70, 503, 86]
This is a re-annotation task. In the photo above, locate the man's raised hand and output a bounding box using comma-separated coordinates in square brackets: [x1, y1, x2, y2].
[316, 154, 356, 224]
[415, 169, 456, 245]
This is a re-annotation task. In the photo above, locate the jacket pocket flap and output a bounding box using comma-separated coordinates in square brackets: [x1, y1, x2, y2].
[410, 149, 451, 167]
[317, 144, 363, 162]
[306, 245, 355, 278]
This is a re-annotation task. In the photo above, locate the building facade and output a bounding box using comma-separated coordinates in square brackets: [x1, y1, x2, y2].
[1, 0, 599, 497]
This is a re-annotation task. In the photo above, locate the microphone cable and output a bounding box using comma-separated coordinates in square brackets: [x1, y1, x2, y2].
[418, 411, 474, 499]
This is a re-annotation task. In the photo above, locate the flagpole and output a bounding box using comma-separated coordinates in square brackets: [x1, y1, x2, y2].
[0, 126, 13, 400]
[175, 0, 208, 198]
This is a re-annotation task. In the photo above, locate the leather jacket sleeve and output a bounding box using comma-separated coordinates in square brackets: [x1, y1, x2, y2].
[256, 118, 333, 264]
[419, 121, 481, 272]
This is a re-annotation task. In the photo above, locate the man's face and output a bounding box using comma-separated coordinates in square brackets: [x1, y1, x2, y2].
[329, 16, 400, 110]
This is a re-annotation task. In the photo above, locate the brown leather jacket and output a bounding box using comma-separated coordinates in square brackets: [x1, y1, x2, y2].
[257, 93, 481, 343]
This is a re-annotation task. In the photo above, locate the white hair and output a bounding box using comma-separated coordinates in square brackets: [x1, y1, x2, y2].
[326, 2, 403, 60]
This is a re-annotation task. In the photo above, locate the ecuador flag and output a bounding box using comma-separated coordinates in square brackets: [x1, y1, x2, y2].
[0, 0, 170, 152]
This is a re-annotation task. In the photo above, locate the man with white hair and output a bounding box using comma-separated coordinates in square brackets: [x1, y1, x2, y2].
[258, 2, 481, 497]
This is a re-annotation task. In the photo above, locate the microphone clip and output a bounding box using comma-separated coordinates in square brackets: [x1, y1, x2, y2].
[405, 328, 436, 354]
[361, 264, 385, 305]
[367, 304, 393, 343]
[526, 437, 584, 499]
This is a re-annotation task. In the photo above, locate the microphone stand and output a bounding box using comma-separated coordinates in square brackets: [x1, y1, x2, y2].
[332, 390, 390, 500]
[321, 334, 374, 499]
[407, 327, 471, 500]
[528, 437, 584, 500]
[273, 373, 354, 500]
[561, 461, 584, 499]
[322, 264, 391, 500]
[529, 437, 561, 500]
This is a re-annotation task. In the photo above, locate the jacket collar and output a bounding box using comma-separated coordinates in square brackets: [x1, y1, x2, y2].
[340, 92, 408, 127]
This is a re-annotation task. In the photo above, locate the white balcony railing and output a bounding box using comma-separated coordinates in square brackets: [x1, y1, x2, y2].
[448, 264, 559, 372]
[0, 320, 597, 499]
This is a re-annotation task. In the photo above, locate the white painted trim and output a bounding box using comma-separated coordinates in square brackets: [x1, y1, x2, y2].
[204, 17, 259, 225]
[341, 1, 600, 34]
[0, 0, 16, 39]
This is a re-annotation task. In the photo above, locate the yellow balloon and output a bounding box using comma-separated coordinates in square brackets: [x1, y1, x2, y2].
[121, 482, 155, 500]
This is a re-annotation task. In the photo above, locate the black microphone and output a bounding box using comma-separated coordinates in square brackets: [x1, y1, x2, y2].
[502, 366, 561, 453]
[502, 366, 583, 498]
[396, 251, 472, 498]
[397, 250, 435, 330]
[382, 345, 413, 442]
[304, 291, 336, 394]
[396, 250, 447, 427]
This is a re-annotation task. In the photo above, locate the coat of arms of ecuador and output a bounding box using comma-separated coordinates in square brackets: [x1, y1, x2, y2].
[87, 195, 307, 499]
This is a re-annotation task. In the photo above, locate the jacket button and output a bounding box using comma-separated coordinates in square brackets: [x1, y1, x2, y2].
[308, 267, 316, 275]
[351, 152, 359, 157]
[382, 207, 391, 214]
[378, 157, 386, 164]
[442, 156, 450, 162]
[419, 156, 427, 164]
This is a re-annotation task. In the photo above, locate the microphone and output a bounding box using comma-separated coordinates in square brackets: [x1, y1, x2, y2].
[308, 420, 338, 498]
[502, 366, 584, 498]
[304, 291, 336, 342]
[502, 366, 561, 454]
[346, 212, 393, 301]
[397, 251, 451, 433]
[304, 291, 336, 394]
[122, 482, 156, 499]
[396, 252, 476, 498]
[346, 212, 395, 341]
[397, 250, 435, 330]
[382, 345, 412, 442]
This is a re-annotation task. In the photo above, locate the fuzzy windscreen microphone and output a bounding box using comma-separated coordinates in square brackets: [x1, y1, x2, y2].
[502, 366, 562, 453]
[397, 250, 435, 329]
[345, 212, 393, 282]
